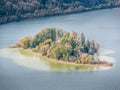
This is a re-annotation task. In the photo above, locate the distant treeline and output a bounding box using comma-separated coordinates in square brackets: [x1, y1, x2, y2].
[0, 0, 120, 24]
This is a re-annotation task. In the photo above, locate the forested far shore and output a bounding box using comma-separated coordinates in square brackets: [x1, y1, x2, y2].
[0, 0, 120, 24]
[9, 27, 112, 66]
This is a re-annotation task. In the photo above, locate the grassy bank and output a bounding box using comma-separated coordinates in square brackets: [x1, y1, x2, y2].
[19, 48, 95, 71]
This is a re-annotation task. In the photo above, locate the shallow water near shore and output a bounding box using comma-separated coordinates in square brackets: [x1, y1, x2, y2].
[0, 8, 120, 90]
[0, 48, 114, 72]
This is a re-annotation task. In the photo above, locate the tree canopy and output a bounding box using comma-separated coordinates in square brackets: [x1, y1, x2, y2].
[19, 27, 100, 64]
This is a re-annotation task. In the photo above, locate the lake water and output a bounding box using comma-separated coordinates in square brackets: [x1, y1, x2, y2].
[0, 8, 120, 90]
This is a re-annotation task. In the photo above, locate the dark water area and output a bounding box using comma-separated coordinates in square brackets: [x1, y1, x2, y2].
[0, 8, 120, 90]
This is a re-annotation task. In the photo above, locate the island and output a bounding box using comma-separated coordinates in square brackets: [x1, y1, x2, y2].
[10, 27, 113, 67]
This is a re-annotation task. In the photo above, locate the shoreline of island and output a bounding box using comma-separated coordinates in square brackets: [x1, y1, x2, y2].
[9, 44, 113, 68]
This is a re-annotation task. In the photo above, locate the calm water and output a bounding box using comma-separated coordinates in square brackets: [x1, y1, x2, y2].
[0, 8, 120, 90]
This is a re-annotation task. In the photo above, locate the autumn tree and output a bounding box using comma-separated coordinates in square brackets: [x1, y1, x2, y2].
[71, 32, 77, 40]
[19, 36, 31, 49]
